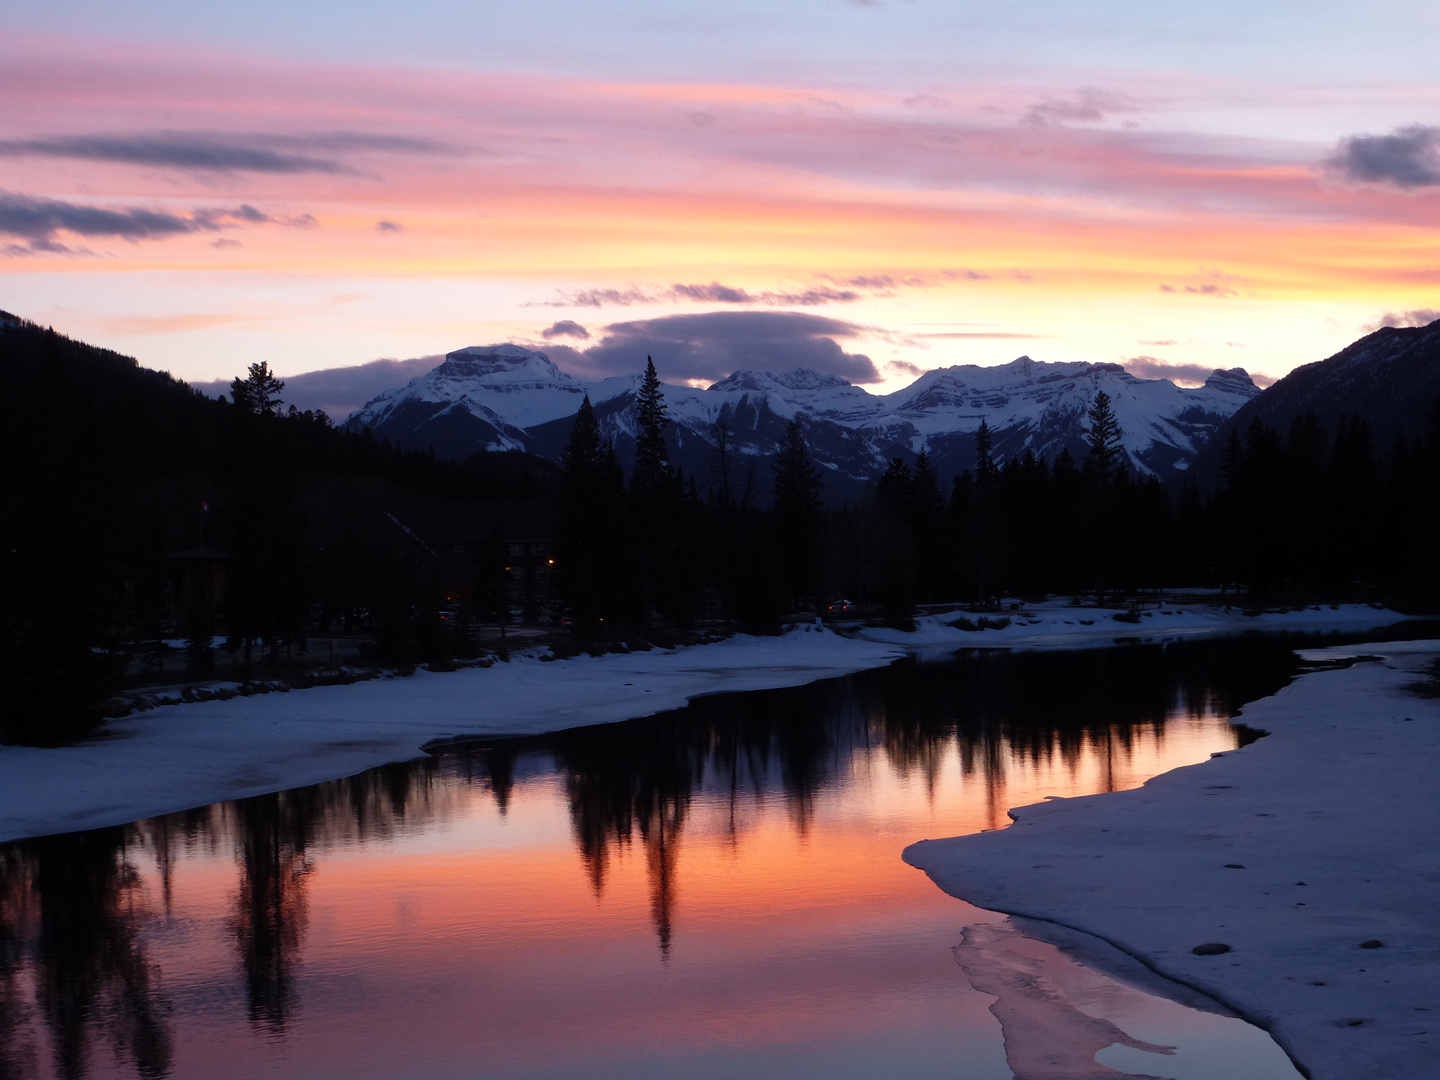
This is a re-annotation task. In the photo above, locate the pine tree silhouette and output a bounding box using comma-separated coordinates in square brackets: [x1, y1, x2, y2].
[773, 421, 823, 611]
[632, 357, 671, 496]
[558, 396, 623, 635]
[231, 362, 286, 417]
[1084, 390, 1123, 480]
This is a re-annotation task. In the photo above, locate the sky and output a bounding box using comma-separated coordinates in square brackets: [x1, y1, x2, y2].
[3, 0, 1439, 405]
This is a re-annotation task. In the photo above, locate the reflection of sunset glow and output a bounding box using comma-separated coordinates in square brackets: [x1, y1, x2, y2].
[0, 643, 1302, 1078]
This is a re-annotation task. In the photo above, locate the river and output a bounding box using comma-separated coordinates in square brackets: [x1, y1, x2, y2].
[3, 634, 1365, 1079]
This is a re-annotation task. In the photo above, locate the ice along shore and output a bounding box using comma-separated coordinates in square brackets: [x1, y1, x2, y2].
[0, 601, 1407, 846]
[904, 640, 1440, 1080]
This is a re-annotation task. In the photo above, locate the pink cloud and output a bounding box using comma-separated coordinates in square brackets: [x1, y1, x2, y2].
[4, 31, 1437, 293]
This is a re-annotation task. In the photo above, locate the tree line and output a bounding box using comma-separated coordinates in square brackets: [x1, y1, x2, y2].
[0, 316, 556, 743]
[554, 382, 1440, 638]
[5, 309, 1438, 744]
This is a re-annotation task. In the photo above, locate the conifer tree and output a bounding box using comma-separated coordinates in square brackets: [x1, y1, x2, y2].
[630, 357, 677, 627]
[974, 420, 997, 490]
[967, 421, 1002, 602]
[773, 421, 824, 610]
[1078, 391, 1125, 597]
[912, 450, 942, 522]
[910, 449, 944, 601]
[1084, 390, 1124, 480]
[231, 362, 286, 417]
[557, 396, 621, 634]
[875, 458, 914, 516]
[632, 356, 671, 496]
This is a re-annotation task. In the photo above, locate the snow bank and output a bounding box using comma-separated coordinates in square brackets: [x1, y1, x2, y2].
[0, 602, 1409, 848]
[0, 627, 904, 844]
[856, 599, 1404, 653]
[904, 643, 1440, 1080]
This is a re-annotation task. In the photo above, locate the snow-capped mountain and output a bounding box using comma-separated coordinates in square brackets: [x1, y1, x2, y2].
[345, 345, 1260, 499]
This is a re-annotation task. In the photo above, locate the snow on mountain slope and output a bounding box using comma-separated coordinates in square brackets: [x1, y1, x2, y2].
[867, 358, 1252, 470]
[350, 345, 591, 433]
[343, 345, 1259, 490]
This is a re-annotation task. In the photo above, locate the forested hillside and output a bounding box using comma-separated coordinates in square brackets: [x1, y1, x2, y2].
[0, 312, 557, 742]
[4, 312, 1438, 747]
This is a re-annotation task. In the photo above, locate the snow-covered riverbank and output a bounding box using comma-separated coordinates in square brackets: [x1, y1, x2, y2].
[0, 626, 906, 843]
[855, 598, 1408, 652]
[0, 601, 1411, 846]
[904, 641, 1440, 1080]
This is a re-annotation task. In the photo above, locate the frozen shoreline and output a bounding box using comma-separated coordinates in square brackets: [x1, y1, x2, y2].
[0, 602, 1410, 846]
[904, 640, 1440, 1080]
[0, 626, 906, 844]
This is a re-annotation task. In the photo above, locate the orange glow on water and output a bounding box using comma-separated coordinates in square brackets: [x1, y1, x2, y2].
[1, 645, 1308, 1079]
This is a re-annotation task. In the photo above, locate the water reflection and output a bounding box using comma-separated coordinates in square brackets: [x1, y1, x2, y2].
[0, 636, 1330, 1079]
[448, 638, 1296, 951]
[230, 794, 313, 1032]
[1, 830, 171, 1079]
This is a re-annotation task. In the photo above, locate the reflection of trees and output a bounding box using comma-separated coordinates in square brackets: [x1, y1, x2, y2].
[9, 828, 172, 1080]
[455, 683, 853, 953]
[229, 793, 315, 1033]
[0, 631, 1312, 1067]
[548, 717, 704, 954]
[443, 634, 1307, 954]
[0, 755, 460, 1076]
[0, 847, 39, 1080]
[871, 639, 1302, 800]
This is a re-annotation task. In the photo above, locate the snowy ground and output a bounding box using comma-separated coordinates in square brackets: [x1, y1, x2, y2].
[905, 640, 1440, 1080]
[854, 599, 1406, 653]
[0, 627, 906, 843]
[0, 602, 1409, 847]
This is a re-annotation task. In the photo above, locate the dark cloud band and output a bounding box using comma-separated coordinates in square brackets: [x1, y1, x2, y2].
[565, 310, 880, 384]
[0, 191, 316, 247]
[0, 136, 347, 174]
[190, 357, 440, 420]
[531, 281, 865, 308]
[1327, 125, 1440, 189]
[541, 319, 590, 340]
[1367, 308, 1439, 331]
[0, 131, 461, 175]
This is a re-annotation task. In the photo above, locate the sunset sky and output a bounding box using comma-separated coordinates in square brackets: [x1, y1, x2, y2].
[3, 0, 1438, 399]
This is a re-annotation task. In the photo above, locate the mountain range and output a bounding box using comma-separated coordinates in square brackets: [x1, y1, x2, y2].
[343, 346, 1260, 500]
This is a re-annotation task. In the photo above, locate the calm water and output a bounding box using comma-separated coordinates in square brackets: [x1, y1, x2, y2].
[1, 636, 1355, 1080]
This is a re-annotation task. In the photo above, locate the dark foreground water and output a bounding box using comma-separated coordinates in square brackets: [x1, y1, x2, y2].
[3, 633, 1379, 1080]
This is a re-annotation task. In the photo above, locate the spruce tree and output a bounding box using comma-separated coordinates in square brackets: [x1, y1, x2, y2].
[875, 458, 914, 516]
[1084, 390, 1124, 480]
[630, 357, 677, 627]
[557, 396, 621, 635]
[632, 356, 670, 496]
[773, 421, 824, 611]
[231, 362, 286, 417]
[910, 449, 943, 602]
[974, 420, 997, 490]
[911, 450, 942, 523]
[970, 421, 1000, 602]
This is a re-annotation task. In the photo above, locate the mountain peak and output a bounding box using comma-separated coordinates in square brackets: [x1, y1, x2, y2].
[347, 339, 1264, 491]
[1203, 367, 1260, 396]
[434, 344, 576, 384]
[709, 368, 853, 393]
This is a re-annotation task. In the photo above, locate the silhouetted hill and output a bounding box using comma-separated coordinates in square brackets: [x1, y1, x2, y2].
[0, 311, 557, 742]
[1190, 318, 1440, 490]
